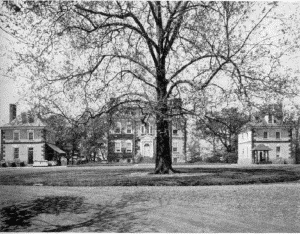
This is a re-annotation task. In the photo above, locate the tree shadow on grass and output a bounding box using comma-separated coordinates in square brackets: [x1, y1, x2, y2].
[0, 196, 86, 231]
[0, 194, 150, 232]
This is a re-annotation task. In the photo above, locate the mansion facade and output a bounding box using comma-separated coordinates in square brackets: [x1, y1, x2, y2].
[107, 101, 187, 163]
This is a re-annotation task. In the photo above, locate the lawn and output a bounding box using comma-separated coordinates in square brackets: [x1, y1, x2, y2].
[0, 166, 300, 186]
[0, 165, 300, 186]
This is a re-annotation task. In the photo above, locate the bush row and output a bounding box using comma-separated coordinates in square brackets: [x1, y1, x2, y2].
[1, 161, 26, 167]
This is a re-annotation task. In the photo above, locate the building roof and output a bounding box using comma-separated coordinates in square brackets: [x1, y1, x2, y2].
[1, 114, 47, 128]
[242, 119, 291, 131]
[252, 144, 272, 151]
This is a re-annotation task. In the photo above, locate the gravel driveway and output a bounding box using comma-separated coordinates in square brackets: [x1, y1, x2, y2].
[0, 183, 300, 232]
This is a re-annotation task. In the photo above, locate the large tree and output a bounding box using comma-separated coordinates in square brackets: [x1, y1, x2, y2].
[3, 1, 299, 173]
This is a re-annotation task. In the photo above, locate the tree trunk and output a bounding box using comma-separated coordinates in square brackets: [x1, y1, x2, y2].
[295, 117, 300, 164]
[154, 76, 179, 174]
[155, 112, 172, 173]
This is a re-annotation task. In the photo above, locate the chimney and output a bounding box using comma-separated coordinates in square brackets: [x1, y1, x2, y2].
[9, 104, 16, 122]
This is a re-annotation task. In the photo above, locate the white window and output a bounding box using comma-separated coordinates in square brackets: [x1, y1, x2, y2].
[14, 147, 19, 159]
[126, 122, 132, 134]
[141, 123, 153, 135]
[149, 125, 153, 134]
[276, 132, 281, 139]
[28, 130, 34, 140]
[115, 122, 121, 134]
[172, 142, 178, 152]
[126, 141, 132, 153]
[13, 131, 20, 141]
[115, 141, 121, 153]
[173, 129, 178, 135]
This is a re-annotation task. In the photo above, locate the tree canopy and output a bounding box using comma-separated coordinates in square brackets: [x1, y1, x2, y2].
[2, 1, 300, 172]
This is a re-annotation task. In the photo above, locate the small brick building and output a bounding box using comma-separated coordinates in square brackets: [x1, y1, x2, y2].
[0, 104, 65, 165]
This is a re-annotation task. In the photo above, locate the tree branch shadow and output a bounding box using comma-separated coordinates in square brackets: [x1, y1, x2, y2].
[0, 192, 161, 232]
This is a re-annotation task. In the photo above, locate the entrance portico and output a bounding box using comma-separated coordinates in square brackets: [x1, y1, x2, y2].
[252, 144, 272, 164]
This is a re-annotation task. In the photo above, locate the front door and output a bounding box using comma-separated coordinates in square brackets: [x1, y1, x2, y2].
[28, 147, 33, 164]
[259, 152, 263, 162]
[144, 143, 150, 157]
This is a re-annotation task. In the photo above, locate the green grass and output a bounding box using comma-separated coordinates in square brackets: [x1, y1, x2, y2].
[0, 166, 300, 186]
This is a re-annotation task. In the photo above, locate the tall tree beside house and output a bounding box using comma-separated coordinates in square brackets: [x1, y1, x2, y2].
[44, 113, 108, 162]
[282, 104, 300, 163]
[43, 115, 82, 163]
[196, 107, 250, 162]
[80, 117, 108, 162]
[3, 2, 299, 173]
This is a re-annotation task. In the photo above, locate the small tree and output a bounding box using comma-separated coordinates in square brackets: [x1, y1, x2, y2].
[196, 108, 250, 155]
[80, 117, 108, 161]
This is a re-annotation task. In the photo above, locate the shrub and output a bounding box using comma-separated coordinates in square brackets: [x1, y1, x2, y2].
[223, 152, 238, 164]
[11, 162, 17, 167]
[76, 159, 87, 165]
[205, 155, 222, 163]
[20, 161, 26, 167]
[189, 155, 203, 163]
[1, 162, 7, 167]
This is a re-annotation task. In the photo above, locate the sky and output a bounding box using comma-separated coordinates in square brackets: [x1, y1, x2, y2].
[0, 1, 300, 125]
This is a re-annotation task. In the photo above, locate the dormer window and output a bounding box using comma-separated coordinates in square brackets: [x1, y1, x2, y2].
[268, 114, 272, 124]
[28, 113, 34, 123]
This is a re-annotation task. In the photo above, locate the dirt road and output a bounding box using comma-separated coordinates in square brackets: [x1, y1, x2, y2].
[0, 183, 299, 232]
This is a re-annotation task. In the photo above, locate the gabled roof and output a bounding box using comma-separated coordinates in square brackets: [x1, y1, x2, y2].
[1, 115, 47, 128]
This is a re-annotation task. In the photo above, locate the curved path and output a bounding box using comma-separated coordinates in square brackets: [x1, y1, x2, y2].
[0, 183, 299, 232]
